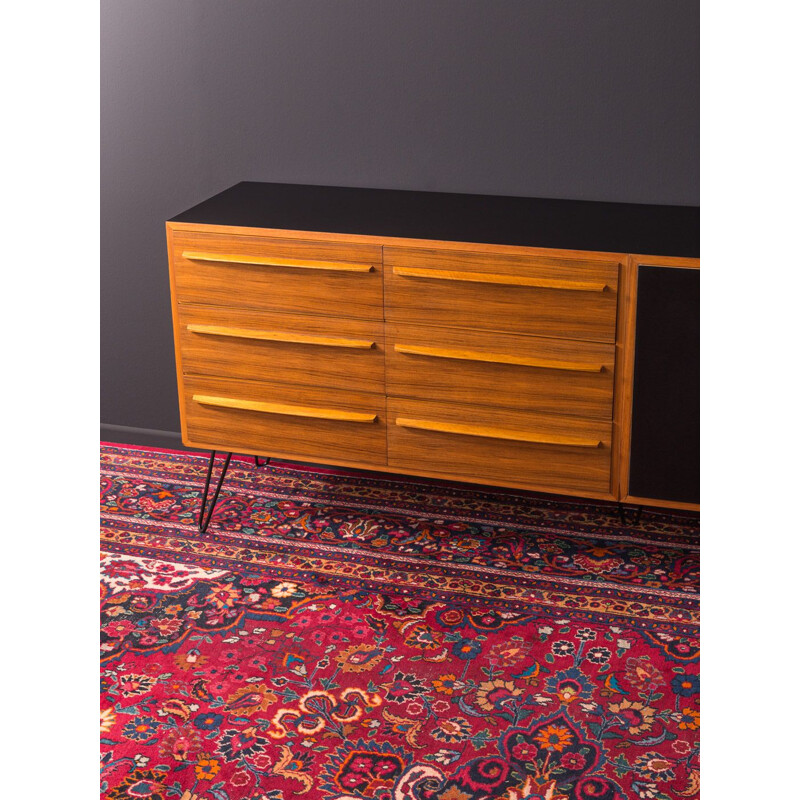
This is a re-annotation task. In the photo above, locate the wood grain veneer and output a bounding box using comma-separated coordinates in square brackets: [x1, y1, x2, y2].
[192, 395, 378, 424]
[172, 229, 383, 320]
[181, 251, 375, 273]
[183, 375, 387, 467]
[386, 323, 614, 419]
[177, 305, 385, 394]
[384, 246, 620, 342]
[387, 397, 612, 497]
[186, 325, 375, 349]
[391, 266, 608, 293]
[394, 417, 602, 448]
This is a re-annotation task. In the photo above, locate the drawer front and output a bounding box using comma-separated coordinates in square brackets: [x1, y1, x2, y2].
[384, 246, 620, 341]
[178, 306, 385, 394]
[386, 323, 614, 418]
[387, 398, 612, 496]
[171, 229, 383, 320]
[183, 376, 387, 466]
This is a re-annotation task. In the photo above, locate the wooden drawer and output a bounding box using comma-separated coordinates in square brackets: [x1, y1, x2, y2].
[387, 398, 612, 496]
[183, 375, 387, 467]
[178, 306, 385, 394]
[384, 246, 620, 341]
[386, 323, 614, 418]
[170, 228, 383, 320]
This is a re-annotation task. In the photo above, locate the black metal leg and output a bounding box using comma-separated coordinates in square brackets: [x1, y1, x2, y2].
[198, 451, 232, 532]
[254, 456, 271, 467]
[199, 450, 217, 524]
[617, 503, 643, 527]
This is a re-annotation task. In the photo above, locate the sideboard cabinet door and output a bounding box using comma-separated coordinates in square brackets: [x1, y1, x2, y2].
[628, 265, 699, 504]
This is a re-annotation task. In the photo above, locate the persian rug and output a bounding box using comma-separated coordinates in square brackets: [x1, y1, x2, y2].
[100, 443, 699, 800]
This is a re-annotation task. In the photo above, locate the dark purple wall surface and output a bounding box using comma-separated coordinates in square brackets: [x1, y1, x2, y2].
[101, 1, 699, 441]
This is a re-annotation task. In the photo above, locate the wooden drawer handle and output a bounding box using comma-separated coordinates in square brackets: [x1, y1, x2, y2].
[394, 343, 603, 373]
[393, 266, 606, 292]
[188, 324, 375, 350]
[395, 417, 601, 448]
[183, 251, 374, 273]
[193, 394, 377, 423]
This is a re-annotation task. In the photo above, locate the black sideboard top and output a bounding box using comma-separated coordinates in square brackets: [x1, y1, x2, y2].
[170, 182, 699, 258]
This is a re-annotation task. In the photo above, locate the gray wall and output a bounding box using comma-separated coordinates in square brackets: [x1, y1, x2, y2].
[101, 0, 699, 442]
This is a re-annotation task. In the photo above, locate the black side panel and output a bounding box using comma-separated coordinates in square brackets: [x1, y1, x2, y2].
[629, 266, 700, 504]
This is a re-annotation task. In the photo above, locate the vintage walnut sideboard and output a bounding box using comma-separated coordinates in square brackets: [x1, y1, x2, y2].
[166, 183, 699, 529]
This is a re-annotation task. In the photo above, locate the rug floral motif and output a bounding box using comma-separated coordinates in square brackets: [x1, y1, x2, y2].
[100, 444, 699, 800]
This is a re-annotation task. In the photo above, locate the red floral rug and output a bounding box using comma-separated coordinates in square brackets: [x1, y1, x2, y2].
[100, 444, 699, 800]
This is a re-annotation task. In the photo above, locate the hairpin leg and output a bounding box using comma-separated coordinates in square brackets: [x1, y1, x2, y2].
[254, 455, 271, 467]
[198, 451, 232, 532]
[617, 503, 643, 527]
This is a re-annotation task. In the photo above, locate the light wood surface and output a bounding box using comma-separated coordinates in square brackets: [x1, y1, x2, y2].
[392, 266, 607, 292]
[388, 398, 612, 496]
[184, 375, 387, 467]
[178, 306, 385, 394]
[612, 256, 637, 501]
[392, 343, 602, 373]
[193, 395, 378, 423]
[182, 251, 374, 272]
[394, 417, 602, 448]
[611, 257, 636, 504]
[385, 246, 619, 341]
[172, 229, 383, 320]
[386, 323, 614, 418]
[166, 224, 191, 446]
[186, 324, 375, 350]
[176, 228, 382, 263]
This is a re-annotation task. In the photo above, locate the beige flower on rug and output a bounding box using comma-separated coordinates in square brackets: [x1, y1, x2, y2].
[271, 581, 300, 598]
[475, 679, 522, 712]
[100, 707, 116, 734]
